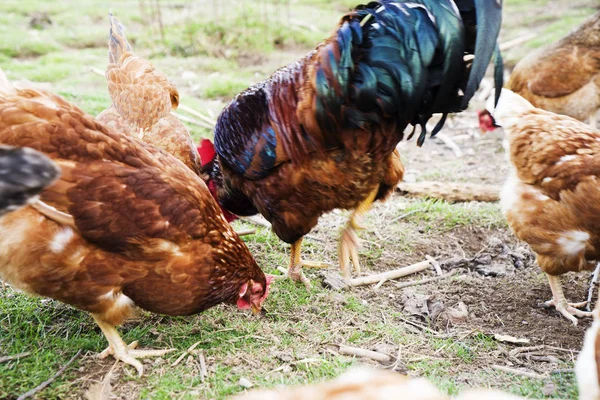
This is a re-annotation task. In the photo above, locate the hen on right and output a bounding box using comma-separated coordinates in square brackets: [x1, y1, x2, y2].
[484, 88, 600, 324]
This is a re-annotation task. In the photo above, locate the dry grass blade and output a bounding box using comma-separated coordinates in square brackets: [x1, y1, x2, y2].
[84, 361, 118, 400]
[0, 352, 31, 364]
[17, 350, 82, 400]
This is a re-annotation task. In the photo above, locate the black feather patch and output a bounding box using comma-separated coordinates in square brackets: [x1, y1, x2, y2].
[0, 146, 60, 215]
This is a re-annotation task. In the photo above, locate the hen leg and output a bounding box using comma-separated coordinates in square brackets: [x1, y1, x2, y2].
[544, 274, 592, 325]
[92, 314, 174, 376]
[339, 185, 379, 279]
[287, 238, 331, 289]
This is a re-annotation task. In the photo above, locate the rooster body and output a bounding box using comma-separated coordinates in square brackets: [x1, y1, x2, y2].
[203, 0, 502, 284]
[0, 70, 269, 375]
[487, 89, 600, 324]
[97, 14, 201, 175]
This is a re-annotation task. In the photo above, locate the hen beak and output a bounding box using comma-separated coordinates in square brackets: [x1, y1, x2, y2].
[251, 303, 261, 315]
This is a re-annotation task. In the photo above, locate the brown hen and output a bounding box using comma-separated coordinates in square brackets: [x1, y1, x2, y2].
[97, 14, 201, 174]
[480, 11, 600, 131]
[0, 69, 270, 375]
[487, 88, 600, 324]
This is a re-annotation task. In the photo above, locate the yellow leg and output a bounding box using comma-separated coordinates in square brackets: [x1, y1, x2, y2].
[339, 185, 379, 278]
[287, 238, 331, 289]
[92, 314, 175, 377]
[544, 274, 592, 325]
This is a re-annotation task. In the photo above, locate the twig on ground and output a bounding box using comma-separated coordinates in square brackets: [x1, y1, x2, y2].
[426, 255, 442, 275]
[336, 345, 391, 363]
[235, 228, 256, 236]
[198, 351, 208, 382]
[397, 316, 442, 336]
[178, 104, 216, 126]
[434, 133, 463, 158]
[492, 364, 547, 380]
[17, 350, 82, 400]
[172, 112, 214, 129]
[171, 341, 201, 367]
[390, 209, 420, 223]
[397, 181, 501, 203]
[499, 32, 538, 51]
[396, 269, 459, 289]
[89, 66, 105, 77]
[241, 215, 272, 228]
[0, 352, 31, 364]
[351, 260, 432, 288]
[587, 262, 600, 311]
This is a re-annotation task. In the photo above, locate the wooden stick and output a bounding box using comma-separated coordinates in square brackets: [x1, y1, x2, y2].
[348, 260, 431, 287]
[586, 262, 600, 311]
[0, 352, 31, 364]
[17, 350, 82, 400]
[89, 66, 105, 77]
[178, 104, 216, 126]
[171, 341, 201, 367]
[434, 133, 463, 158]
[492, 365, 547, 380]
[198, 352, 208, 382]
[337, 345, 391, 363]
[397, 181, 501, 203]
[499, 32, 538, 52]
[396, 269, 459, 289]
[241, 215, 272, 228]
[171, 112, 215, 130]
[235, 228, 256, 236]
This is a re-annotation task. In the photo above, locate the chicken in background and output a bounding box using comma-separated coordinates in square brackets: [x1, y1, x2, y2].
[0, 145, 59, 216]
[479, 11, 600, 131]
[200, 0, 503, 287]
[97, 14, 202, 175]
[482, 88, 600, 324]
[576, 303, 600, 400]
[0, 69, 271, 376]
[232, 366, 528, 400]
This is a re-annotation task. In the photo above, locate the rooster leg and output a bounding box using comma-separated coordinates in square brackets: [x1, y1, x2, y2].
[339, 185, 379, 278]
[544, 274, 593, 325]
[92, 314, 175, 377]
[287, 238, 331, 289]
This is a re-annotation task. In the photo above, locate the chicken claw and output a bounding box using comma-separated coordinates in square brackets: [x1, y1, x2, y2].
[93, 315, 174, 376]
[339, 222, 362, 279]
[545, 274, 593, 325]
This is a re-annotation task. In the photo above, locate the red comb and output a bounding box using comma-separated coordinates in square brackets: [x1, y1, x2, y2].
[198, 139, 216, 167]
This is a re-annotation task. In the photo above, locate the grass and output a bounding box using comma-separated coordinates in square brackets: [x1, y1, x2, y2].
[0, 0, 593, 398]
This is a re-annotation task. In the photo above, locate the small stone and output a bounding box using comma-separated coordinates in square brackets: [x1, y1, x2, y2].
[239, 377, 253, 389]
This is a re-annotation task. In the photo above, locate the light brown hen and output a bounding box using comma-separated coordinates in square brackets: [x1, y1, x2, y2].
[97, 14, 201, 174]
[486, 88, 600, 324]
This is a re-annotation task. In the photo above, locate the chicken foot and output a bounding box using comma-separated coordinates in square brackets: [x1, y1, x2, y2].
[545, 274, 593, 325]
[92, 314, 175, 376]
[339, 185, 379, 279]
[287, 237, 331, 289]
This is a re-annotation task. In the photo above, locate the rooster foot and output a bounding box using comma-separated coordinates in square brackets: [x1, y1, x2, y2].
[287, 264, 312, 290]
[339, 224, 362, 279]
[544, 298, 592, 325]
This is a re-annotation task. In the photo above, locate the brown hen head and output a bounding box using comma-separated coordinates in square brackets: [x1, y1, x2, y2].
[106, 13, 178, 130]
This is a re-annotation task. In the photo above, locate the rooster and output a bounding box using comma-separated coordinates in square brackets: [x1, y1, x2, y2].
[479, 11, 600, 131]
[199, 0, 503, 286]
[97, 14, 202, 175]
[483, 88, 600, 324]
[0, 69, 271, 375]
